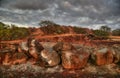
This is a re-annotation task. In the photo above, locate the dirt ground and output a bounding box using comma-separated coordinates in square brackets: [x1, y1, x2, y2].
[0, 63, 120, 78]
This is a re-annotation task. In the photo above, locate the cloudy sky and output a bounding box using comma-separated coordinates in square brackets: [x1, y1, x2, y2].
[0, 0, 120, 29]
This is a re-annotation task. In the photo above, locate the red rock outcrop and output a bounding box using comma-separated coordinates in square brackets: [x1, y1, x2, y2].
[12, 52, 28, 65]
[41, 49, 60, 67]
[53, 42, 90, 69]
[92, 47, 113, 65]
[112, 44, 120, 63]
[62, 50, 90, 69]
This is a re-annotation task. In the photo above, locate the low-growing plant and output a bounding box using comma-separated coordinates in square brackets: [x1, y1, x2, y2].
[73, 26, 87, 34]
[0, 23, 30, 40]
[39, 20, 69, 35]
[112, 29, 120, 36]
[93, 30, 109, 40]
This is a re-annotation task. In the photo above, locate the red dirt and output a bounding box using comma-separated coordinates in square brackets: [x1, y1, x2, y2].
[1, 27, 120, 46]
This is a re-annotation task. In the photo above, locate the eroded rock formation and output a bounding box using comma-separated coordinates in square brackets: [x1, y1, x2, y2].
[53, 42, 90, 69]
[41, 49, 60, 67]
[0, 39, 120, 70]
[92, 47, 113, 65]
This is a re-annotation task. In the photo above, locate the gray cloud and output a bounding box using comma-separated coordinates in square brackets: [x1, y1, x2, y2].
[0, 0, 55, 10]
[0, 0, 120, 29]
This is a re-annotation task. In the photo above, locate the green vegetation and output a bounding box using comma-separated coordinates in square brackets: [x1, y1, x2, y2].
[92, 26, 111, 40]
[10, 25, 30, 40]
[112, 29, 120, 36]
[93, 30, 109, 39]
[73, 26, 87, 34]
[0, 22, 30, 40]
[100, 26, 111, 32]
[39, 20, 58, 27]
[39, 20, 69, 35]
[39, 20, 88, 35]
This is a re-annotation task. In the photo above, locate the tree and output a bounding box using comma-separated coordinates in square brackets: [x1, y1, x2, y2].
[73, 26, 87, 34]
[39, 20, 58, 27]
[93, 30, 109, 40]
[112, 29, 120, 36]
[100, 26, 111, 32]
[0, 22, 9, 30]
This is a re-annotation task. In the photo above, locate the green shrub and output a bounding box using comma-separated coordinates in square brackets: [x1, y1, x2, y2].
[39, 20, 58, 27]
[112, 29, 120, 36]
[0, 23, 30, 40]
[93, 30, 109, 39]
[40, 25, 68, 35]
[39, 20, 70, 35]
[73, 26, 87, 34]
[100, 26, 111, 32]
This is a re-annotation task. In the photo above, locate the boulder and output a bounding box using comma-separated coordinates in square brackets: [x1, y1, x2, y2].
[62, 42, 76, 51]
[2, 52, 13, 65]
[29, 47, 39, 60]
[61, 50, 90, 69]
[41, 49, 60, 67]
[19, 42, 32, 59]
[20, 38, 44, 60]
[27, 39, 45, 66]
[53, 42, 76, 53]
[53, 42, 90, 69]
[12, 52, 28, 65]
[0, 48, 16, 65]
[28, 38, 44, 52]
[92, 47, 113, 65]
[28, 39, 44, 55]
[19, 42, 29, 52]
[0, 50, 28, 65]
[53, 42, 63, 52]
[112, 44, 120, 63]
[0, 52, 4, 64]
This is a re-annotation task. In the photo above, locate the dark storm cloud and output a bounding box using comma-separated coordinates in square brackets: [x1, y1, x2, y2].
[114, 0, 120, 14]
[12, 1, 48, 10]
[0, 0, 120, 29]
[0, 0, 55, 10]
[60, 0, 120, 17]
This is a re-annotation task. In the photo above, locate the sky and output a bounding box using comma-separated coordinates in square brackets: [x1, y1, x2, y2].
[0, 0, 120, 29]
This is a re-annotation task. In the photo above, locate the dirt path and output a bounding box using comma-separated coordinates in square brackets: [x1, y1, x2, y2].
[1, 33, 120, 45]
[109, 36, 120, 41]
[34, 34, 83, 39]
